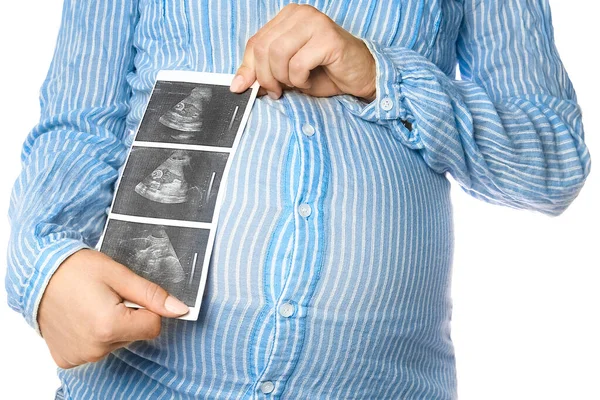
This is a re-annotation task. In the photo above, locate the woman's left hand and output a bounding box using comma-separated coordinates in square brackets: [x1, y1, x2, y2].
[230, 3, 377, 101]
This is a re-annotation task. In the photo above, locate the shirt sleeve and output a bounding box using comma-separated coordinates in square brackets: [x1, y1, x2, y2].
[343, 0, 591, 216]
[5, 0, 139, 335]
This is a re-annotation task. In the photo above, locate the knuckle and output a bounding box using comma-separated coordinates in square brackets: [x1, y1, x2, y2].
[273, 74, 290, 87]
[298, 4, 315, 11]
[320, 12, 333, 25]
[269, 43, 286, 60]
[305, 6, 333, 26]
[58, 361, 74, 369]
[289, 58, 306, 74]
[246, 36, 260, 51]
[255, 71, 278, 89]
[57, 360, 72, 369]
[299, 4, 319, 17]
[289, 77, 304, 89]
[92, 320, 115, 343]
[52, 354, 72, 369]
[91, 313, 117, 342]
[328, 30, 345, 47]
[253, 42, 268, 58]
[273, 69, 291, 86]
[290, 75, 310, 90]
[85, 346, 108, 363]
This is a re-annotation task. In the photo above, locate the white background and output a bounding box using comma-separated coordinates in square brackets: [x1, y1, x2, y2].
[0, 1, 597, 399]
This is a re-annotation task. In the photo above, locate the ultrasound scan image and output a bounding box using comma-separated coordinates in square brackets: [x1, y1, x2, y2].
[112, 147, 228, 223]
[101, 220, 210, 305]
[159, 86, 213, 138]
[135, 81, 253, 148]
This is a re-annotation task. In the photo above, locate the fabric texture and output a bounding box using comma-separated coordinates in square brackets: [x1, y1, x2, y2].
[6, 0, 590, 399]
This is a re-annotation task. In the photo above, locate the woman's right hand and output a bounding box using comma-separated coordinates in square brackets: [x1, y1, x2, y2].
[37, 249, 189, 369]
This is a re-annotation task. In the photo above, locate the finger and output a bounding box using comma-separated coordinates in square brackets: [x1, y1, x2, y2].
[256, 7, 325, 96]
[256, 84, 295, 98]
[103, 261, 189, 318]
[231, 4, 300, 93]
[111, 303, 163, 342]
[300, 68, 342, 97]
[251, 13, 305, 96]
[289, 38, 329, 90]
[231, 63, 256, 94]
[269, 24, 312, 89]
[253, 37, 283, 97]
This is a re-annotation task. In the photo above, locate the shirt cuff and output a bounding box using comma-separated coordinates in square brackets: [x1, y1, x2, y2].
[21, 239, 90, 337]
[336, 39, 421, 149]
[362, 39, 405, 120]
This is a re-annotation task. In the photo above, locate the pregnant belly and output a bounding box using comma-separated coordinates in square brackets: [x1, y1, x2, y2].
[80, 94, 456, 399]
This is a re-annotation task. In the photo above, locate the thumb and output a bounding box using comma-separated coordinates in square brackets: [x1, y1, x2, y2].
[230, 65, 256, 93]
[104, 261, 189, 318]
[231, 41, 256, 93]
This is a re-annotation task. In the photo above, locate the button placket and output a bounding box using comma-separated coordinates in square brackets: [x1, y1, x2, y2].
[253, 107, 329, 397]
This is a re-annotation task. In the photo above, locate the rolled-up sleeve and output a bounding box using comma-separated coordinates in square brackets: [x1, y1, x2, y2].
[345, 0, 591, 216]
[5, 0, 139, 335]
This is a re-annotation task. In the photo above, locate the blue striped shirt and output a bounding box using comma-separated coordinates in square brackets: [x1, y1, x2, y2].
[6, 0, 591, 399]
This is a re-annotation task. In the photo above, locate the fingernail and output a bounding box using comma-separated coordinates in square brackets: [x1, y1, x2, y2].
[267, 91, 279, 100]
[230, 75, 245, 92]
[164, 295, 189, 315]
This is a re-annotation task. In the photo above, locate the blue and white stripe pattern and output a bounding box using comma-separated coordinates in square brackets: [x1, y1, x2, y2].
[6, 0, 590, 399]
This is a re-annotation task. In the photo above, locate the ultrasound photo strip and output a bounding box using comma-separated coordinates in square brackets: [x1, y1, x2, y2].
[96, 71, 259, 321]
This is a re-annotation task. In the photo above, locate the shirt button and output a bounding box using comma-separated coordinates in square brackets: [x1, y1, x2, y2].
[380, 97, 394, 111]
[301, 123, 316, 137]
[260, 381, 275, 394]
[297, 203, 312, 218]
[279, 302, 295, 318]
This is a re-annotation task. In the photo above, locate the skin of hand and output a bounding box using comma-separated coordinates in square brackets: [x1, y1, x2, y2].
[230, 3, 377, 102]
[37, 249, 189, 369]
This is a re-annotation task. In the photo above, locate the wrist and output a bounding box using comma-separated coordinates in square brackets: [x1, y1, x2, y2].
[27, 239, 90, 337]
[359, 64, 377, 102]
[354, 39, 377, 102]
